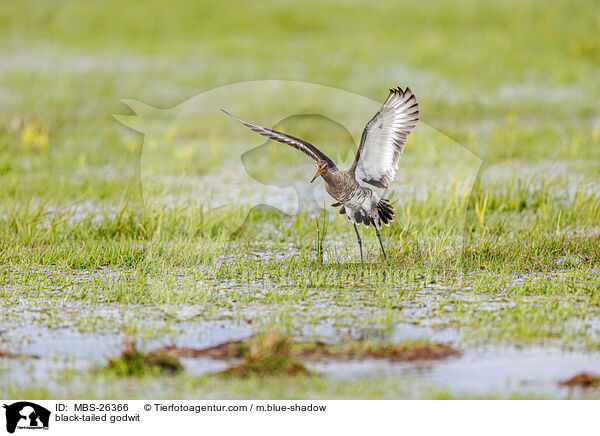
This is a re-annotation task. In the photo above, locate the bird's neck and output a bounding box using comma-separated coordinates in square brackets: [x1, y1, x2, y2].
[321, 167, 342, 186]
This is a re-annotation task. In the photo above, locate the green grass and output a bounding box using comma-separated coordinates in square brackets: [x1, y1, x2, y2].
[103, 340, 183, 377]
[1, 0, 599, 399]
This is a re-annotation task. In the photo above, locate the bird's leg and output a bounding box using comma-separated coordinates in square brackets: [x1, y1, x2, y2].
[374, 226, 387, 260]
[353, 223, 363, 264]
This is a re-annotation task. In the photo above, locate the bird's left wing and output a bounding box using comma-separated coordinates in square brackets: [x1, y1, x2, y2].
[351, 87, 419, 188]
[222, 110, 338, 170]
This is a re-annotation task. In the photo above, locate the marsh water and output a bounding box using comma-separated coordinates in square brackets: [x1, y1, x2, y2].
[2, 303, 599, 398]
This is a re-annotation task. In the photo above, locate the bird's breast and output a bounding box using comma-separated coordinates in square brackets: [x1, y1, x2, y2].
[325, 185, 371, 211]
[322, 171, 373, 211]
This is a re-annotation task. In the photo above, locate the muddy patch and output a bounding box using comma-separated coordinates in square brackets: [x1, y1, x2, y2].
[296, 341, 461, 362]
[559, 372, 600, 388]
[151, 333, 461, 364]
[153, 341, 245, 359]
[0, 350, 39, 359]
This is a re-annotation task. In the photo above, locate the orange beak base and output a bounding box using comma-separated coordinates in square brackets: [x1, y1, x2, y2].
[310, 168, 323, 183]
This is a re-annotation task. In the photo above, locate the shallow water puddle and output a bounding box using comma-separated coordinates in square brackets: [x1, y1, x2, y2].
[3, 320, 600, 397]
[310, 346, 600, 397]
[2, 285, 600, 397]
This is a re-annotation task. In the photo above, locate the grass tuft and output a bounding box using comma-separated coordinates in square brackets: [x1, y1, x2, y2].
[216, 332, 313, 378]
[104, 340, 183, 377]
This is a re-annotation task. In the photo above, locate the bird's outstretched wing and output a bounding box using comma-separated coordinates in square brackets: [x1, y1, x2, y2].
[222, 110, 338, 170]
[351, 87, 419, 188]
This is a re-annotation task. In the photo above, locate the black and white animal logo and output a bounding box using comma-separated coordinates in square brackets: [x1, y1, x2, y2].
[3, 402, 50, 434]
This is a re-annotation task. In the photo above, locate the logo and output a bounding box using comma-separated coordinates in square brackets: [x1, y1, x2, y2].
[3, 402, 50, 434]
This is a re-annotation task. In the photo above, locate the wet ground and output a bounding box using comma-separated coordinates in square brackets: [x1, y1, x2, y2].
[3, 303, 600, 398]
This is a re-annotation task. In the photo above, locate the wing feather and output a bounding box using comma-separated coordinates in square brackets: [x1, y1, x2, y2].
[351, 87, 419, 188]
[222, 110, 337, 169]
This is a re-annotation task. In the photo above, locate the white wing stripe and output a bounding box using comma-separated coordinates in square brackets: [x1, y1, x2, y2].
[353, 87, 419, 188]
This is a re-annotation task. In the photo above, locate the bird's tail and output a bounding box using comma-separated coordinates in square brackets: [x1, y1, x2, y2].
[377, 199, 395, 226]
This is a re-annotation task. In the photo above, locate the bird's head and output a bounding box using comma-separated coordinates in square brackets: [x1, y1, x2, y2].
[311, 160, 329, 183]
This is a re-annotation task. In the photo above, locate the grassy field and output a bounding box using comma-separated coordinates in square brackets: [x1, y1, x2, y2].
[1, 0, 600, 399]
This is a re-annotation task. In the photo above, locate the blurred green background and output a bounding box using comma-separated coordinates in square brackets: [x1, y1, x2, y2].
[1, 0, 599, 206]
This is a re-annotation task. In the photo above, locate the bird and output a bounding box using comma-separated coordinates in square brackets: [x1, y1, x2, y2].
[223, 86, 419, 262]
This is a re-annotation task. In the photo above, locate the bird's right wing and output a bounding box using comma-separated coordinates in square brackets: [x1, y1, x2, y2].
[222, 110, 338, 170]
[351, 87, 419, 188]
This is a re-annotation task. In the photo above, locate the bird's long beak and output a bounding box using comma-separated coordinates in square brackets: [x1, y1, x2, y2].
[310, 168, 324, 183]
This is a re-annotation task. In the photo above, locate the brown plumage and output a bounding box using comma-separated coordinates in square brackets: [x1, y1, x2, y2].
[223, 86, 419, 261]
